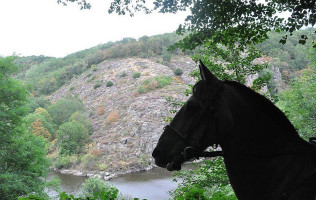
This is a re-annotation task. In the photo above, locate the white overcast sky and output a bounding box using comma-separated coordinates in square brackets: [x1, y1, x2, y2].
[0, 0, 189, 58]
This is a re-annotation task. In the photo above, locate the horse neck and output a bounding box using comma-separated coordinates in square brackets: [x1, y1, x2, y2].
[219, 85, 307, 154]
[218, 87, 316, 199]
[219, 110, 315, 199]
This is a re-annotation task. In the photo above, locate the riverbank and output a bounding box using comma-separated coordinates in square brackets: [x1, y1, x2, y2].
[51, 165, 154, 181]
[48, 166, 178, 200]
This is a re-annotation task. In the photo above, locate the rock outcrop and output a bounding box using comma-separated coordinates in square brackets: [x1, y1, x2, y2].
[50, 56, 195, 174]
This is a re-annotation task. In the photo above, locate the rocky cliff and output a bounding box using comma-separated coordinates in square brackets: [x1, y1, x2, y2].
[49, 56, 196, 174]
[49, 55, 283, 177]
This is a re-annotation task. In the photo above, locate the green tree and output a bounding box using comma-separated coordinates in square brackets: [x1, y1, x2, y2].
[277, 65, 316, 139]
[57, 121, 89, 155]
[48, 95, 85, 126]
[37, 77, 58, 95]
[172, 158, 237, 200]
[0, 57, 49, 199]
[25, 107, 56, 137]
[81, 178, 118, 199]
[69, 111, 93, 135]
[26, 96, 52, 114]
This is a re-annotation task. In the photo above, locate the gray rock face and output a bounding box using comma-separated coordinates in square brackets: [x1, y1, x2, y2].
[270, 65, 286, 92]
[50, 57, 194, 173]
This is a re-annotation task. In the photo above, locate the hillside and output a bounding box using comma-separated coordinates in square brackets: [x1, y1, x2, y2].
[14, 29, 314, 179]
[48, 56, 196, 176]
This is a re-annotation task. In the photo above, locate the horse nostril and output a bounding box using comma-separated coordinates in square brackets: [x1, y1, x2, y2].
[152, 149, 160, 158]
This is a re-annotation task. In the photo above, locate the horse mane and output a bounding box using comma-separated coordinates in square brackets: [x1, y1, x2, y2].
[224, 80, 298, 135]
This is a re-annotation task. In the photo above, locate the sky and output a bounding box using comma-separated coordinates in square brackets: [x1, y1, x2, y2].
[0, 0, 189, 58]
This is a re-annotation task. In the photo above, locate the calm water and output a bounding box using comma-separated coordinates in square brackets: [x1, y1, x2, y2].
[48, 167, 180, 200]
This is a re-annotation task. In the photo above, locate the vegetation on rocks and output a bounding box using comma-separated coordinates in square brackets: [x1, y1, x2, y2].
[93, 80, 102, 89]
[138, 75, 173, 94]
[15, 32, 183, 96]
[173, 68, 183, 76]
[132, 72, 141, 79]
[106, 80, 114, 87]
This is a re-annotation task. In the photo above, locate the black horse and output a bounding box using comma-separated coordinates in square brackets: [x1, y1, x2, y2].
[152, 61, 316, 200]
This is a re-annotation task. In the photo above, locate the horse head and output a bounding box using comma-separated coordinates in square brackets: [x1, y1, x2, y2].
[152, 61, 231, 171]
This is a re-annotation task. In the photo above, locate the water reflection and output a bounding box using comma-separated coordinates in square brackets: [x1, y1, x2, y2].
[48, 167, 179, 200]
[47, 170, 87, 198]
[109, 167, 177, 199]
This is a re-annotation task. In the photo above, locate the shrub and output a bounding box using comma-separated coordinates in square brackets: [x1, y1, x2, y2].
[155, 59, 163, 64]
[132, 72, 141, 79]
[119, 71, 127, 77]
[97, 107, 105, 115]
[106, 81, 113, 87]
[97, 163, 107, 171]
[81, 178, 119, 199]
[87, 75, 96, 83]
[69, 86, 75, 91]
[89, 147, 100, 157]
[173, 76, 185, 84]
[162, 46, 171, 62]
[137, 75, 173, 94]
[53, 155, 71, 169]
[93, 80, 102, 89]
[174, 68, 183, 76]
[90, 64, 96, 69]
[171, 158, 237, 199]
[106, 111, 119, 124]
[81, 153, 96, 170]
[140, 53, 150, 58]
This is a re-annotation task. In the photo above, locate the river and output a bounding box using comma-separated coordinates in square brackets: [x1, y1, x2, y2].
[47, 167, 181, 200]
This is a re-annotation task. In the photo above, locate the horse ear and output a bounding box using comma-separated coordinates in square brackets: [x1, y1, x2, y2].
[199, 60, 219, 85]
